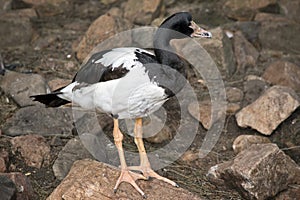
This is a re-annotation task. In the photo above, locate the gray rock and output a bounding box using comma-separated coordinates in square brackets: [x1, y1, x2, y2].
[52, 138, 93, 180]
[207, 143, 300, 200]
[0, 172, 34, 200]
[196, 27, 236, 78]
[11, 134, 51, 169]
[243, 76, 269, 106]
[236, 85, 300, 135]
[233, 31, 259, 74]
[278, 0, 300, 23]
[256, 13, 300, 54]
[262, 60, 300, 93]
[48, 159, 202, 200]
[0, 9, 35, 48]
[0, 70, 49, 107]
[2, 106, 73, 137]
[0, 175, 16, 200]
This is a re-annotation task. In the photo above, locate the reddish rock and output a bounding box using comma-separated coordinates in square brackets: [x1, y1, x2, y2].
[207, 143, 300, 200]
[262, 61, 300, 93]
[0, 172, 34, 200]
[236, 86, 300, 135]
[124, 0, 163, 25]
[47, 159, 202, 200]
[48, 78, 71, 91]
[76, 13, 132, 62]
[232, 135, 271, 154]
[0, 149, 9, 173]
[11, 134, 51, 169]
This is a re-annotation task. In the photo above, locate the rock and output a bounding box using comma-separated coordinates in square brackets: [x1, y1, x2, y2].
[47, 159, 202, 200]
[262, 60, 300, 93]
[236, 85, 300, 135]
[233, 31, 259, 74]
[0, 149, 9, 172]
[47, 78, 71, 91]
[275, 185, 300, 200]
[207, 143, 300, 200]
[124, 0, 163, 25]
[278, 0, 300, 23]
[242, 76, 269, 106]
[0, 70, 49, 107]
[52, 138, 93, 180]
[0, 172, 35, 200]
[180, 150, 199, 162]
[226, 87, 243, 103]
[76, 13, 132, 62]
[196, 27, 236, 78]
[232, 135, 271, 154]
[188, 100, 211, 129]
[33, 35, 58, 51]
[100, 0, 118, 5]
[0, 9, 34, 48]
[0, 175, 16, 200]
[226, 103, 241, 114]
[11, 134, 51, 169]
[223, 0, 277, 21]
[145, 125, 172, 143]
[257, 13, 300, 54]
[2, 106, 73, 137]
[30, 0, 71, 17]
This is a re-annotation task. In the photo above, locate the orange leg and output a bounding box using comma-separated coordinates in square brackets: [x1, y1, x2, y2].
[129, 118, 179, 187]
[112, 119, 147, 198]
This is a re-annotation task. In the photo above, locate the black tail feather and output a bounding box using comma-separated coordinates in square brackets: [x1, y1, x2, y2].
[30, 92, 70, 107]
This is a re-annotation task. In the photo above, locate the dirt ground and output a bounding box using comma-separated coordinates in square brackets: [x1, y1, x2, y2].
[0, 0, 299, 200]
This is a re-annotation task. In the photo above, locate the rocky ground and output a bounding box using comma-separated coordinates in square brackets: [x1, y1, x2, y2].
[0, 0, 300, 199]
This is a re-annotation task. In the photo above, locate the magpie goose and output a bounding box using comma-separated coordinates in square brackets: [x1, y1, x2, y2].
[31, 12, 212, 198]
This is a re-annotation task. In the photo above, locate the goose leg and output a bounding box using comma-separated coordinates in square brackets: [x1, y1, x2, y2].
[112, 119, 147, 198]
[129, 118, 178, 187]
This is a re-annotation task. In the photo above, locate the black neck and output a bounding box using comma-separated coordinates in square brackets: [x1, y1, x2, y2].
[153, 28, 182, 68]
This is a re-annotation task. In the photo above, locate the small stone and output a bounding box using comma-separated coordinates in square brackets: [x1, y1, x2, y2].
[11, 134, 51, 169]
[0, 149, 9, 172]
[145, 125, 172, 143]
[0, 172, 34, 200]
[232, 135, 271, 154]
[226, 103, 241, 114]
[278, 0, 300, 23]
[0, 70, 49, 107]
[0, 175, 16, 200]
[52, 138, 93, 180]
[236, 85, 300, 135]
[262, 60, 300, 93]
[47, 159, 202, 200]
[207, 143, 300, 199]
[2, 106, 73, 137]
[124, 0, 163, 25]
[226, 87, 243, 103]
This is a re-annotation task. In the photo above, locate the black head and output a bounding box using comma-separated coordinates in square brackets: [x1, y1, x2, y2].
[159, 12, 212, 39]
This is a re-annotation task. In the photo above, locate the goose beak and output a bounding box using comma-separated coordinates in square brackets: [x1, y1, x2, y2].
[189, 21, 212, 38]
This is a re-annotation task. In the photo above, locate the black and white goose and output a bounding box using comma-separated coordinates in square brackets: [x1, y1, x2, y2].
[31, 12, 212, 197]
